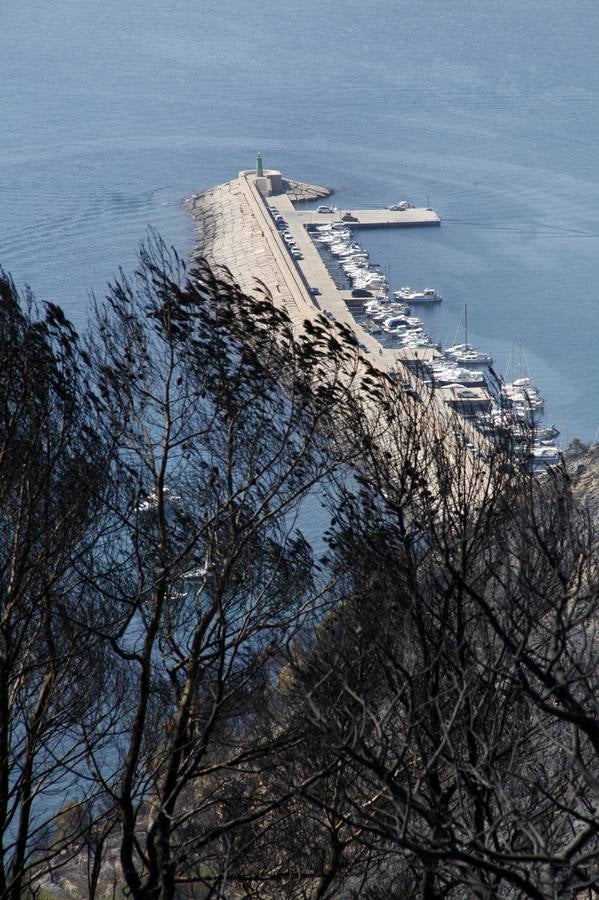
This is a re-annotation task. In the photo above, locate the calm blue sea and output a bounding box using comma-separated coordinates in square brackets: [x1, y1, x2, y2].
[2, 0, 599, 440]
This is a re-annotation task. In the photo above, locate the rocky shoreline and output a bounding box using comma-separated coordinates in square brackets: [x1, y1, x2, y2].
[568, 443, 599, 527]
[281, 177, 333, 203]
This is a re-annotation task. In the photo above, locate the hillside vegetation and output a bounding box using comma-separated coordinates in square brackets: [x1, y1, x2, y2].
[1, 238, 598, 900]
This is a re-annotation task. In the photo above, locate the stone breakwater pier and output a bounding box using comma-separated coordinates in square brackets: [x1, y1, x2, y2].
[185, 166, 440, 372]
[185, 164, 493, 465]
[185, 164, 492, 464]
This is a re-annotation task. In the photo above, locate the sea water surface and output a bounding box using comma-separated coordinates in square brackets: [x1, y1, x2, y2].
[2, 0, 599, 440]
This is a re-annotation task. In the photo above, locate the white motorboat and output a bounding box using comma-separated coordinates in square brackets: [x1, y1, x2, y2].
[395, 329, 426, 345]
[364, 302, 408, 320]
[315, 231, 345, 241]
[331, 244, 359, 256]
[445, 306, 492, 365]
[431, 365, 486, 386]
[456, 350, 494, 365]
[363, 298, 397, 310]
[353, 271, 386, 283]
[354, 280, 387, 290]
[502, 379, 544, 413]
[404, 336, 435, 348]
[342, 256, 368, 266]
[337, 247, 365, 258]
[393, 286, 443, 303]
[382, 315, 410, 331]
[529, 445, 561, 472]
[445, 344, 493, 365]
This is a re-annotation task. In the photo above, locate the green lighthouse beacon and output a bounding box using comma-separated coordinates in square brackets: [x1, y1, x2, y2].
[256, 152, 264, 177]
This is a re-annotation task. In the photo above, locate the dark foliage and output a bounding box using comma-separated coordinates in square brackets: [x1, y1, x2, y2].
[0, 240, 597, 900]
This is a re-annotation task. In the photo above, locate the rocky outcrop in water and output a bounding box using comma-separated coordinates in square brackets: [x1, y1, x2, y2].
[282, 177, 333, 202]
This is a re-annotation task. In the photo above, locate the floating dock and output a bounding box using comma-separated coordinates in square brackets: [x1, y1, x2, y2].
[295, 207, 441, 229]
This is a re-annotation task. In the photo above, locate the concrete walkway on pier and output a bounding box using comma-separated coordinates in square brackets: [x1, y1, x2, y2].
[237, 179, 402, 367]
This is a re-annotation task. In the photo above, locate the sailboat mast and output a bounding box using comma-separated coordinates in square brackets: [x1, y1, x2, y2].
[465, 304, 468, 348]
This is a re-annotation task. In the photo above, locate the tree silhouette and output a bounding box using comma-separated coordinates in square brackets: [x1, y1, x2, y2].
[0, 272, 116, 899]
[1, 240, 597, 900]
